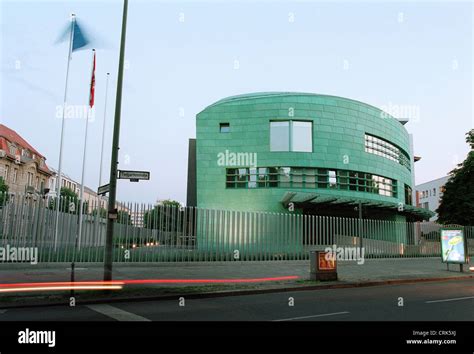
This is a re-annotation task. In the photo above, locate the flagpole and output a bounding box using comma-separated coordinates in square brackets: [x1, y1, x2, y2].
[98, 73, 110, 189]
[78, 49, 96, 249]
[95, 72, 110, 241]
[54, 13, 75, 251]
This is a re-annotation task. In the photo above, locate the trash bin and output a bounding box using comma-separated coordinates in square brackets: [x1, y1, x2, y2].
[310, 247, 337, 281]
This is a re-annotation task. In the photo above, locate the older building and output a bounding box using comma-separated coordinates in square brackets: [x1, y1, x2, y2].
[48, 167, 80, 197]
[0, 124, 52, 195]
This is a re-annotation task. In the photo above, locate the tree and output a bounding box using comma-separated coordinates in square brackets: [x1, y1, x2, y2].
[117, 210, 132, 225]
[49, 187, 79, 213]
[436, 129, 474, 225]
[92, 207, 107, 218]
[144, 199, 182, 229]
[0, 177, 9, 206]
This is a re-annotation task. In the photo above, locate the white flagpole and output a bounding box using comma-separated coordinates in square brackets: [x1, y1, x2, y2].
[78, 49, 96, 250]
[98, 72, 110, 189]
[54, 13, 75, 251]
[95, 72, 110, 241]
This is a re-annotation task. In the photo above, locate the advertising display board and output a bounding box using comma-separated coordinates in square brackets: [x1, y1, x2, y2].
[440, 228, 467, 264]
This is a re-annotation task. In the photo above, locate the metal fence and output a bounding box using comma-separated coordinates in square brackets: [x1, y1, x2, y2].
[0, 193, 473, 263]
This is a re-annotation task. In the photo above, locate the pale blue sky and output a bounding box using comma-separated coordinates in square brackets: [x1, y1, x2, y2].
[0, 0, 472, 204]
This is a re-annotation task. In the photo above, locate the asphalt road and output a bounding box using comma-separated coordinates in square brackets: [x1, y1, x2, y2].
[1, 279, 473, 321]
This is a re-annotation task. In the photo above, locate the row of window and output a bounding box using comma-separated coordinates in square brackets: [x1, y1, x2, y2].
[3, 164, 46, 190]
[419, 187, 444, 199]
[5, 143, 45, 167]
[226, 167, 399, 198]
[364, 134, 411, 171]
[220, 122, 411, 172]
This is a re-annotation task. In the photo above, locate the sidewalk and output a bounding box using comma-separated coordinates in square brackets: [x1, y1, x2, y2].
[1, 257, 472, 285]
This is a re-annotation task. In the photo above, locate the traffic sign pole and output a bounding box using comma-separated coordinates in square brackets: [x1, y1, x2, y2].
[104, 0, 128, 282]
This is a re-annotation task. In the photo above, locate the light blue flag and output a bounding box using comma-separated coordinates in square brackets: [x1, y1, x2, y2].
[56, 17, 90, 52]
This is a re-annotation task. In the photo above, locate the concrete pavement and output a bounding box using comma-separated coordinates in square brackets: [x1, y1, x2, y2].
[0, 257, 472, 285]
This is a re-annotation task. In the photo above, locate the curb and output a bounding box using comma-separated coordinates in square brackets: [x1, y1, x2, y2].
[1, 274, 473, 310]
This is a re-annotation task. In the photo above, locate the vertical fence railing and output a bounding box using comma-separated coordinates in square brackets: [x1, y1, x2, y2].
[0, 192, 473, 263]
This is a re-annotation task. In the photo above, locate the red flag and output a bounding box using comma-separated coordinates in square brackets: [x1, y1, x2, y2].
[89, 50, 96, 108]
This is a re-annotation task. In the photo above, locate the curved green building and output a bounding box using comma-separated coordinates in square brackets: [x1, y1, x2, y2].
[187, 92, 432, 223]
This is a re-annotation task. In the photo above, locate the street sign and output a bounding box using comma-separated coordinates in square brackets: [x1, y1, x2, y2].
[118, 170, 150, 181]
[98, 183, 110, 196]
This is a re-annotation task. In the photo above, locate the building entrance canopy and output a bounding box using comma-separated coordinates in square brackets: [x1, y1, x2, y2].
[280, 191, 435, 221]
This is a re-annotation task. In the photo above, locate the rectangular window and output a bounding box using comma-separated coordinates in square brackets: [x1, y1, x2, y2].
[236, 168, 247, 188]
[328, 170, 337, 188]
[13, 169, 18, 183]
[257, 168, 267, 187]
[219, 123, 230, 133]
[248, 168, 257, 189]
[292, 121, 312, 152]
[304, 168, 316, 188]
[364, 133, 410, 171]
[270, 121, 290, 151]
[268, 167, 279, 187]
[4, 165, 9, 182]
[279, 167, 291, 188]
[292, 168, 303, 188]
[405, 184, 413, 205]
[317, 169, 328, 189]
[270, 121, 312, 152]
[226, 168, 236, 188]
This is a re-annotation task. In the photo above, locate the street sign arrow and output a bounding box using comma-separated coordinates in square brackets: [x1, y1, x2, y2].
[98, 183, 110, 196]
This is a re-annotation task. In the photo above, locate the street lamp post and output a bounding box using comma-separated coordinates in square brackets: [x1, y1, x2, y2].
[104, 0, 128, 281]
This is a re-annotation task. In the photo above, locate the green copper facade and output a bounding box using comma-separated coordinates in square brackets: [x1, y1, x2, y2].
[194, 92, 431, 221]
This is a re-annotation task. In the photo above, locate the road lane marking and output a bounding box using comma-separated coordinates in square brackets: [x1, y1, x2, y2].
[426, 296, 474, 304]
[273, 311, 350, 321]
[86, 304, 151, 321]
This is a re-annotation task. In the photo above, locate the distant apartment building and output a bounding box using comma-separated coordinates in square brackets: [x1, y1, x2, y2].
[130, 210, 145, 227]
[48, 167, 80, 196]
[415, 176, 450, 221]
[48, 167, 108, 213]
[0, 124, 52, 195]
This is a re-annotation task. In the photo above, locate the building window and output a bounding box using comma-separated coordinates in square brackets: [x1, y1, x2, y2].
[13, 169, 18, 183]
[433, 188, 436, 196]
[364, 134, 410, 171]
[328, 170, 337, 188]
[4, 165, 9, 182]
[270, 121, 290, 151]
[8, 143, 16, 156]
[225, 167, 397, 197]
[291, 121, 312, 152]
[270, 121, 312, 152]
[404, 184, 413, 205]
[35, 176, 39, 190]
[219, 123, 230, 133]
[27, 172, 33, 186]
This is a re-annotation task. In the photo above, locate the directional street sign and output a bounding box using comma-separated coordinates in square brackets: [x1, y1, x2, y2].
[98, 183, 110, 196]
[118, 170, 150, 182]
